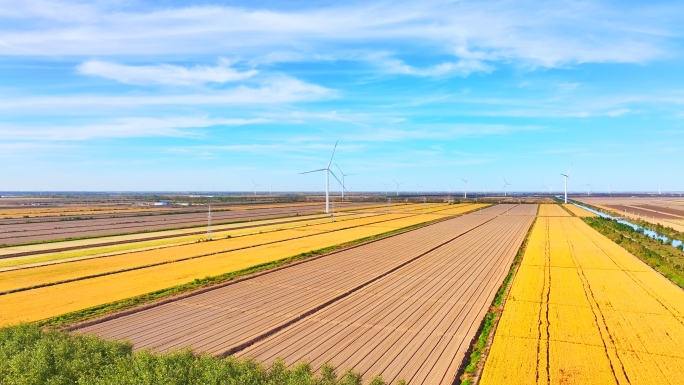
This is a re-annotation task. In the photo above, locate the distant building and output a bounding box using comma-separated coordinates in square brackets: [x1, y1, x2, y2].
[153, 202, 169, 206]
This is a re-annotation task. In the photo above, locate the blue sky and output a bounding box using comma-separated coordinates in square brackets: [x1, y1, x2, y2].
[1, 0, 683, 193]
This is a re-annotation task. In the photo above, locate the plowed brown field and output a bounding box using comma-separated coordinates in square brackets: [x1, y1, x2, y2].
[76, 204, 535, 384]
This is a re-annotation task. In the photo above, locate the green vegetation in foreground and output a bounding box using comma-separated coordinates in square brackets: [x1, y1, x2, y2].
[40, 217, 450, 329]
[584, 217, 684, 288]
[458, 218, 536, 385]
[0, 324, 401, 385]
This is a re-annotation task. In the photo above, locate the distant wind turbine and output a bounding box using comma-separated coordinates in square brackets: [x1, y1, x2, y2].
[392, 179, 404, 196]
[300, 141, 345, 214]
[461, 178, 468, 199]
[381, 182, 388, 196]
[561, 164, 572, 204]
[659, 184, 662, 195]
[503, 178, 512, 197]
[584, 183, 592, 196]
[251, 180, 260, 196]
[335, 164, 355, 199]
[415, 183, 421, 194]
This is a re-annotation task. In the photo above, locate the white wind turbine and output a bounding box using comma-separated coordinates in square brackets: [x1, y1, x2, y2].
[561, 164, 572, 204]
[300, 141, 345, 214]
[659, 184, 662, 195]
[393, 179, 404, 196]
[461, 178, 468, 199]
[335, 164, 355, 199]
[584, 183, 592, 196]
[503, 178, 512, 197]
[251, 180, 260, 196]
[540, 181, 547, 196]
[381, 182, 388, 196]
[415, 183, 422, 194]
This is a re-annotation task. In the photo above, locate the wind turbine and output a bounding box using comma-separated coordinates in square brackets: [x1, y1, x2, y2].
[335, 164, 355, 199]
[381, 182, 388, 196]
[392, 179, 404, 196]
[251, 180, 260, 196]
[659, 184, 662, 195]
[584, 183, 592, 196]
[561, 164, 572, 204]
[461, 178, 468, 199]
[503, 178, 512, 197]
[415, 183, 421, 195]
[540, 180, 547, 196]
[300, 141, 345, 214]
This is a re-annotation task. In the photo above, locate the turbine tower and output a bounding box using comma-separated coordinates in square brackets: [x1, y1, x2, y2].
[392, 179, 404, 196]
[584, 183, 592, 196]
[561, 164, 572, 204]
[659, 184, 662, 195]
[300, 141, 345, 214]
[461, 178, 468, 199]
[381, 182, 388, 196]
[251, 180, 260, 196]
[335, 164, 355, 199]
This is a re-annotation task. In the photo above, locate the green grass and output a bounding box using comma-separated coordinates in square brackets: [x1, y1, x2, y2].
[458, 218, 536, 384]
[584, 217, 684, 288]
[0, 324, 397, 385]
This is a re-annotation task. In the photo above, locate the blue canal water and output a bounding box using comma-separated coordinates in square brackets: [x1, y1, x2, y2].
[572, 203, 683, 248]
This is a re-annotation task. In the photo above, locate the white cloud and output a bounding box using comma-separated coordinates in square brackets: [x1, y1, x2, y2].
[0, 76, 334, 110]
[0, 0, 676, 69]
[77, 58, 258, 86]
[0, 116, 267, 140]
[378, 57, 493, 77]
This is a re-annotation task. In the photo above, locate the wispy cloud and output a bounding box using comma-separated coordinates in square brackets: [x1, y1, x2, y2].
[0, 116, 267, 140]
[77, 58, 257, 86]
[0, 0, 677, 69]
[0, 76, 334, 110]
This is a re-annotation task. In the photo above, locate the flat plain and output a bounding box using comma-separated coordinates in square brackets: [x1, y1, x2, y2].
[480, 216, 684, 384]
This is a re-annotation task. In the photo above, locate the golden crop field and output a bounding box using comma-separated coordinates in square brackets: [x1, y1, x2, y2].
[562, 204, 598, 217]
[537, 204, 570, 217]
[480, 217, 684, 384]
[0, 212, 452, 325]
[0, 212, 367, 270]
[0, 213, 409, 293]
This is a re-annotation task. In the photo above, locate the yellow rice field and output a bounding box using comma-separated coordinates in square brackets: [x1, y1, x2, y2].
[0, 211, 451, 325]
[0, 212, 367, 270]
[562, 204, 598, 217]
[538, 204, 570, 217]
[480, 217, 684, 384]
[0, 213, 411, 293]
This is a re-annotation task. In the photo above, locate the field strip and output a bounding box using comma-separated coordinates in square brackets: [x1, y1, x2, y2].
[0, 212, 370, 271]
[0, 212, 363, 259]
[538, 204, 571, 217]
[480, 217, 684, 385]
[235, 214, 534, 384]
[0, 209, 479, 325]
[563, 204, 598, 217]
[73, 205, 523, 352]
[0, 213, 419, 294]
[0, 203, 381, 245]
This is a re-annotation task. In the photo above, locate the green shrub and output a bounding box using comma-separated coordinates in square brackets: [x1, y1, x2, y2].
[0, 325, 389, 385]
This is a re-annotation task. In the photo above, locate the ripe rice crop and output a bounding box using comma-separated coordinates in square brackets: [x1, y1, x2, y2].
[537, 204, 570, 217]
[480, 217, 684, 384]
[0, 214, 410, 293]
[0, 213, 446, 325]
[562, 204, 598, 217]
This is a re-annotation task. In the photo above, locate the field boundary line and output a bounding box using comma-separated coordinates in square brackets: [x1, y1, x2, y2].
[0, 213, 370, 272]
[61, 207, 487, 331]
[217, 212, 502, 358]
[1, 213, 417, 296]
[456, 215, 537, 385]
[0, 213, 361, 260]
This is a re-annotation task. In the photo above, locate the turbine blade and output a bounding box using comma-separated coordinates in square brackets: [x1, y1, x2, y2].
[327, 140, 338, 169]
[300, 168, 326, 174]
[336, 163, 343, 175]
[329, 170, 346, 190]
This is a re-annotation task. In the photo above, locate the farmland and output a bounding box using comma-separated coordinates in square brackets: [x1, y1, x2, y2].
[537, 204, 568, 217]
[75, 204, 535, 384]
[0, 203, 486, 325]
[576, 197, 684, 233]
[480, 216, 684, 384]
